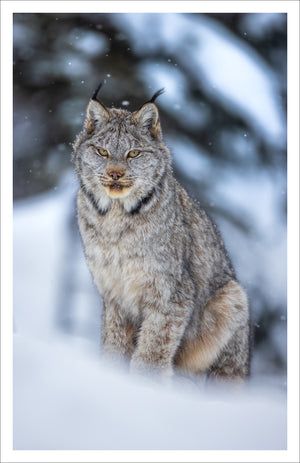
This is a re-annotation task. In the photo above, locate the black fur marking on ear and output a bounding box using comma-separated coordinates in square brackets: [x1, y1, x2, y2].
[91, 81, 106, 106]
[80, 181, 109, 216]
[148, 88, 165, 104]
[134, 88, 165, 117]
[129, 187, 156, 215]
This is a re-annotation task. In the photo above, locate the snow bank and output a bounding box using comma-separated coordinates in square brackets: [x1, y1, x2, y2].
[13, 332, 286, 451]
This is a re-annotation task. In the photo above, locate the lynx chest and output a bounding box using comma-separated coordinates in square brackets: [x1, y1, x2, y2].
[81, 211, 155, 317]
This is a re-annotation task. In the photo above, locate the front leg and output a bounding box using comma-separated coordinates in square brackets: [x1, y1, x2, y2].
[101, 300, 135, 360]
[130, 302, 190, 377]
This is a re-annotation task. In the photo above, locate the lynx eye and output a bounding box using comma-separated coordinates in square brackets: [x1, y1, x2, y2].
[127, 150, 141, 159]
[97, 148, 109, 157]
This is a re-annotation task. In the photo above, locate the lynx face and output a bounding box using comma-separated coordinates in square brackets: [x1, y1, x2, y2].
[73, 98, 171, 214]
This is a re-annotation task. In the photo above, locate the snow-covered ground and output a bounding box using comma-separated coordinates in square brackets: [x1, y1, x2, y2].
[12, 176, 288, 451]
[13, 332, 286, 451]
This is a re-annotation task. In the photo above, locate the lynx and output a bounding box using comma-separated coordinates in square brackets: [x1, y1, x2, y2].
[73, 84, 250, 380]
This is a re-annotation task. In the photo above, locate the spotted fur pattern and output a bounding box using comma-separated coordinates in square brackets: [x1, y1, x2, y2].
[72, 96, 250, 380]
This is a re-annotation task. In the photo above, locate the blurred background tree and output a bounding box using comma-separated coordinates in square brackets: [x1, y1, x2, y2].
[13, 13, 287, 377]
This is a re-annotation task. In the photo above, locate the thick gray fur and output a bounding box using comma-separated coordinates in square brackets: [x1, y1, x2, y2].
[72, 93, 250, 380]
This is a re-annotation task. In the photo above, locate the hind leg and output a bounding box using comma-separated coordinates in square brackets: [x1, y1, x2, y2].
[174, 280, 250, 380]
[207, 323, 250, 381]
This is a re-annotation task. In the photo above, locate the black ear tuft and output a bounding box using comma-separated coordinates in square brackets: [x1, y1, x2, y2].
[91, 81, 104, 103]
[148, 88, 165, 103]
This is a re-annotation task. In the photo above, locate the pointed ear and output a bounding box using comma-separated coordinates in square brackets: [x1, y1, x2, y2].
[86, 99, 110, 134]
[133, 103, 161, 138]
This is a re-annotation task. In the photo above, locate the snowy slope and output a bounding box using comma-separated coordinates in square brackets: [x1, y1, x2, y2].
[13, 332, 286, 451]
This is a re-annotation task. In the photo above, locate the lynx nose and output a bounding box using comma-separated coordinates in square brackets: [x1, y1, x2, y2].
[107, 169, 125, 181]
